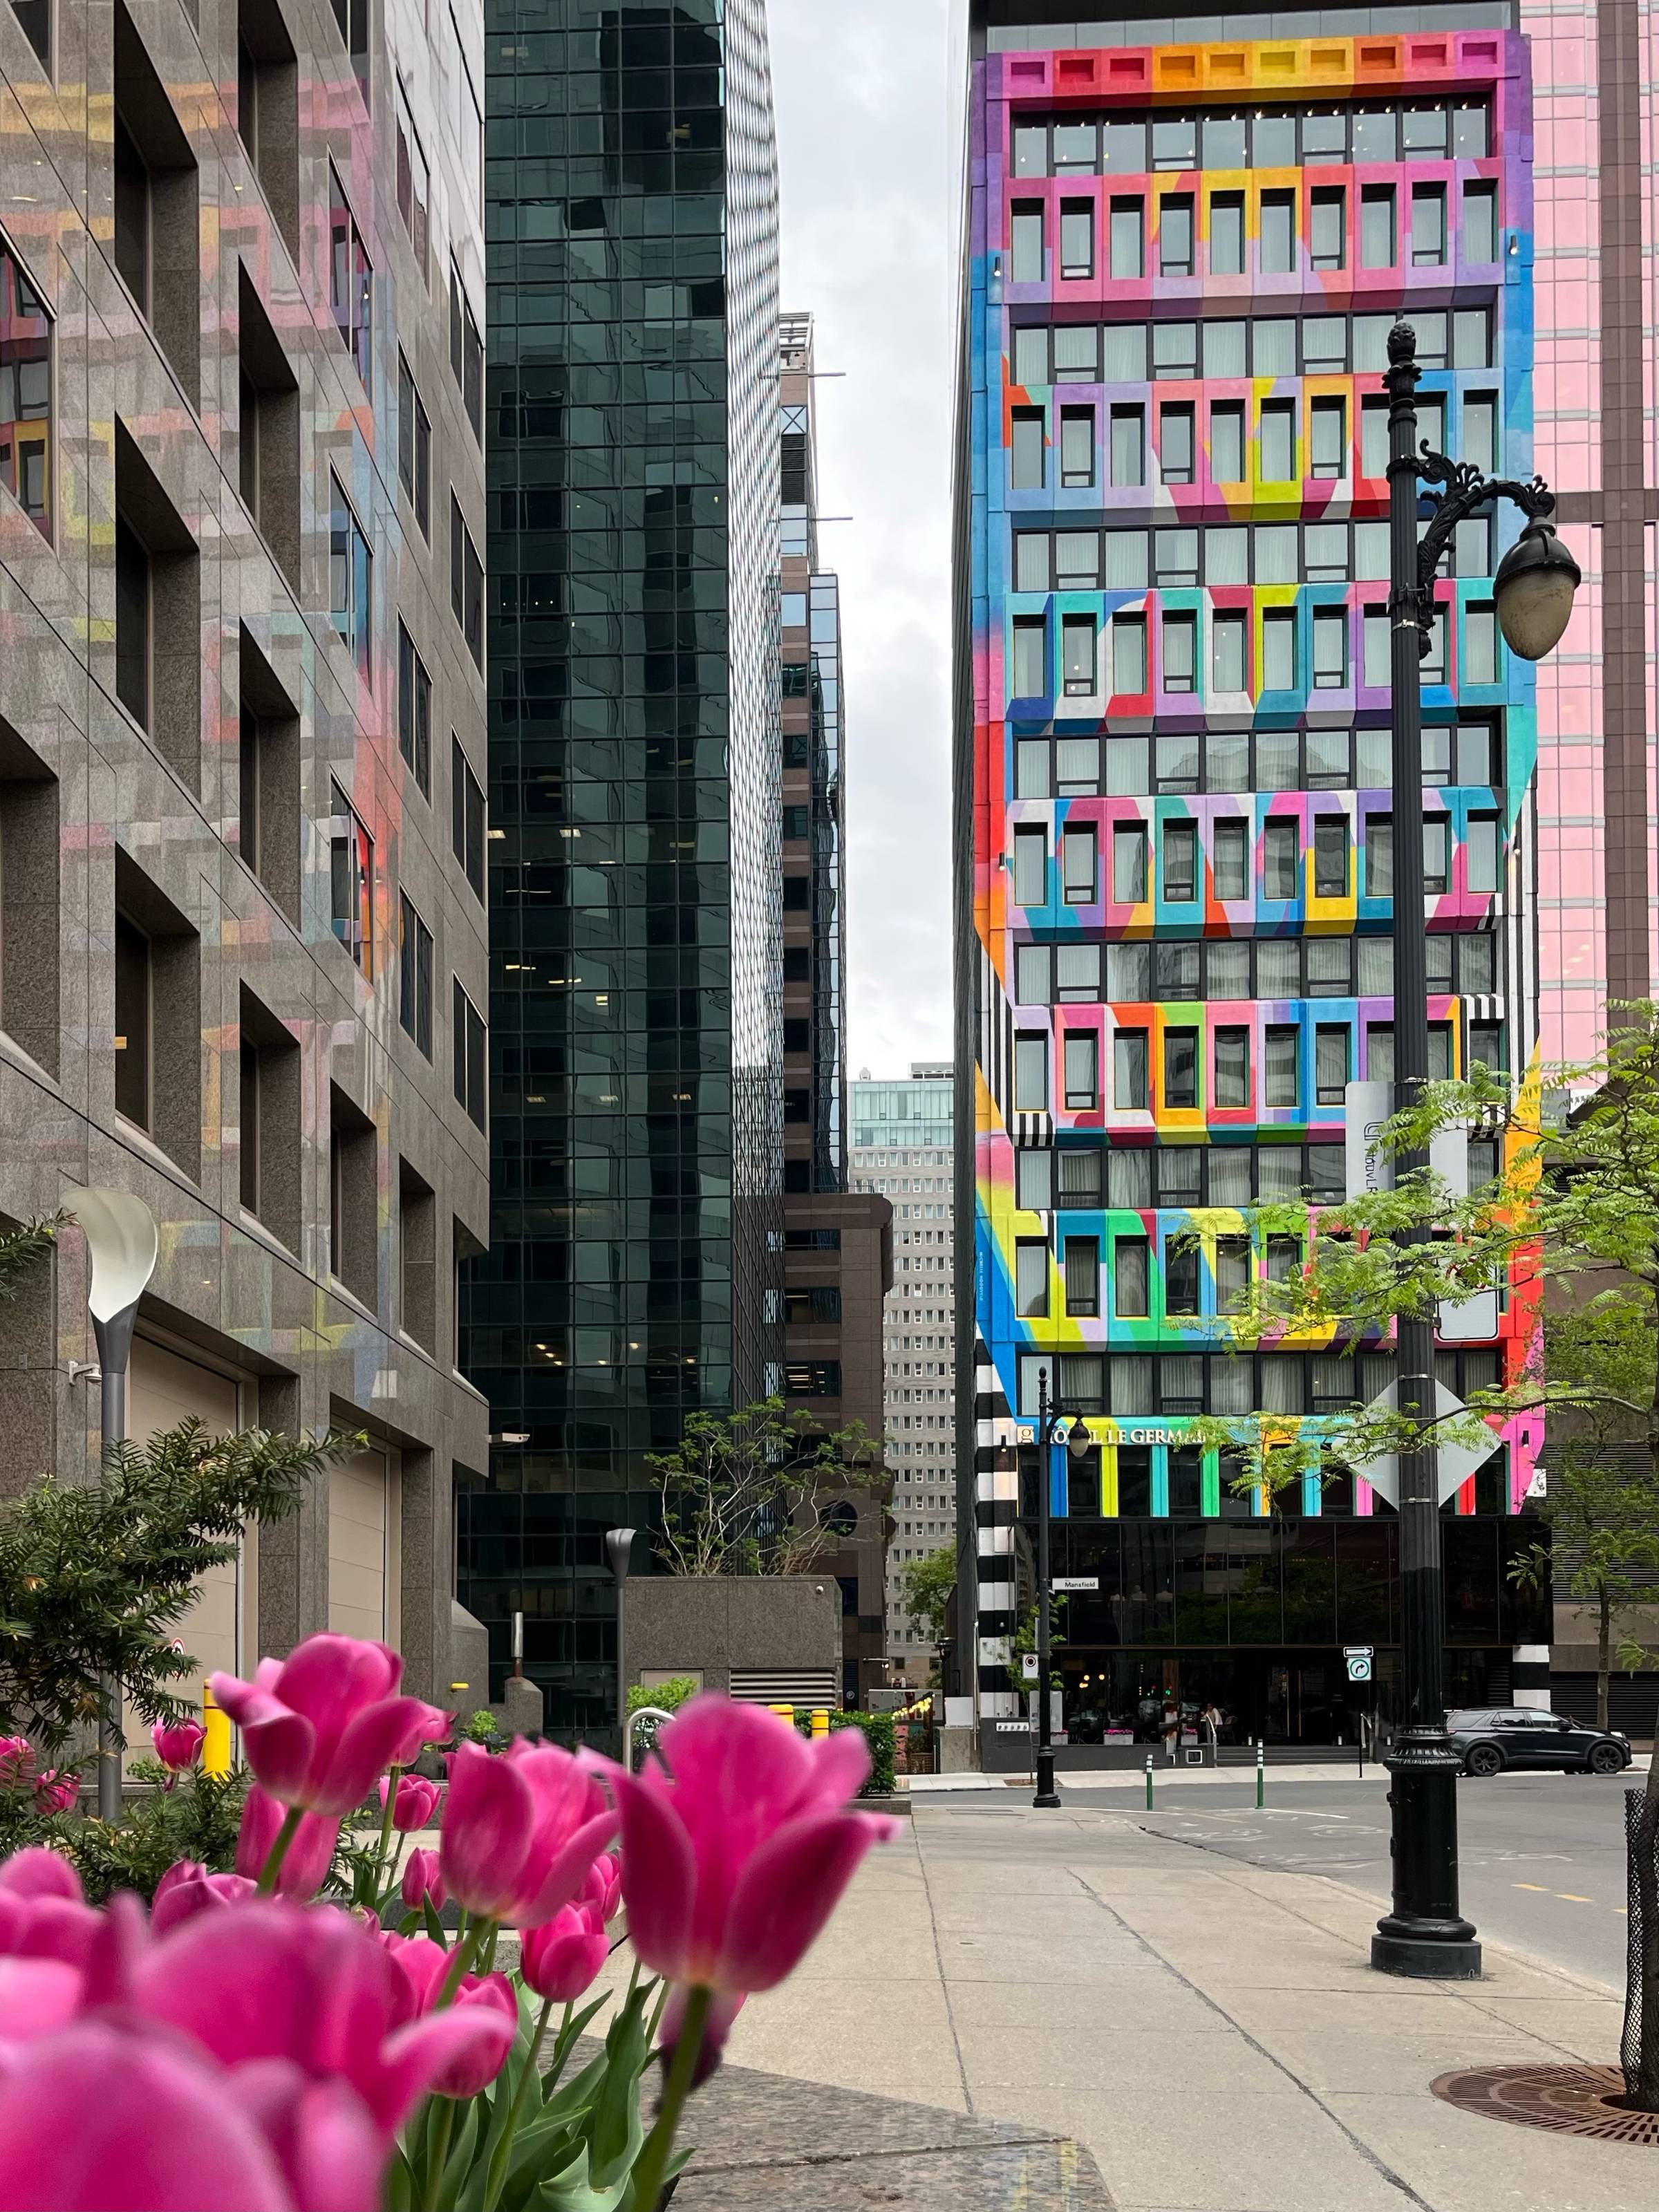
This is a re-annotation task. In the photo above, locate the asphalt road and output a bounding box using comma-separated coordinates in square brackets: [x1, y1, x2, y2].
[1125, 1771, 1641, 1987]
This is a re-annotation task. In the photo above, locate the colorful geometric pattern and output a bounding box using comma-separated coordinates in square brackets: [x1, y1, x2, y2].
[965, 31, 1541, 1562]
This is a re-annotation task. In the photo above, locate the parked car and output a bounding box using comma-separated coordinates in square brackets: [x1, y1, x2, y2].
[1446, 1707, 1632, 1777]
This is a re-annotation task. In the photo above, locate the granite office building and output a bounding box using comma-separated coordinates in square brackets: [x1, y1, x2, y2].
[953, 2, 1566, 1748]
[0, 0, 492, 1702]
[461, 0, 786, 1736]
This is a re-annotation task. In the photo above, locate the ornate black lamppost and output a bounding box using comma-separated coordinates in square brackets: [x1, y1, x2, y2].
[1372, 321, 1579, 1978]
[1030, 1367, 1091, 1809]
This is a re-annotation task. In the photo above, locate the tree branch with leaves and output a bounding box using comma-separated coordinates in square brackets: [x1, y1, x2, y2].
[645, 1398, 889, 1577]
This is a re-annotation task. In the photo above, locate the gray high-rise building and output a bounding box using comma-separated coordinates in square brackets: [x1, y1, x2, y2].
[463, 0, 785, 1741]
[0, 0, 491, 1703]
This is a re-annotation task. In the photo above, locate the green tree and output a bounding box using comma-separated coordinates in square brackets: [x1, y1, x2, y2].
[646, 1397, 888, 1577]
[896, 1546, 955, 1680]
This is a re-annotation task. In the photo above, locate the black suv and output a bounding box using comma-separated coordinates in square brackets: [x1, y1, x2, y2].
[1447, 1707, 1632, 1777]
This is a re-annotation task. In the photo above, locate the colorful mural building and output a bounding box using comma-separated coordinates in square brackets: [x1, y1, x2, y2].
[951, 7, 1572, 1751]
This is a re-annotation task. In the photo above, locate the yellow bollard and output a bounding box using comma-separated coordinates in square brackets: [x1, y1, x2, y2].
[810, 1707, 830, 1740]
[202, 1680, 232, 1778]
[769, 1703, 795, 1723]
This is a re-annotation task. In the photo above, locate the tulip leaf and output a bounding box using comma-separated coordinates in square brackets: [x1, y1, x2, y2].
[437, 2099, 485, 2207]
[422, 1893, 451, 1949]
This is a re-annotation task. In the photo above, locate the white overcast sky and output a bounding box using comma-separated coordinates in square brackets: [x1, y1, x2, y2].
[770, 0, 956, 1082]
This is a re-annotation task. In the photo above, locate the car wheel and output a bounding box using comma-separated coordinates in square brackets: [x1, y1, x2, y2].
[1587, 1743, 1624, 1776]
[1464, 1743, 1503, 1778]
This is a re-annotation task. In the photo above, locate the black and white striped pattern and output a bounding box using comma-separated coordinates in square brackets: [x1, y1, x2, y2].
[972, 1336, 1021, 1716]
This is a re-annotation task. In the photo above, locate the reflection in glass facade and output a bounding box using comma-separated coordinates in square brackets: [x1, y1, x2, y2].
[954, 14, 1550, 1740]
[463, 0, 781, 1743]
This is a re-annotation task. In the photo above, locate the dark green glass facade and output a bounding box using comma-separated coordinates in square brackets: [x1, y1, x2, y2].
[462, 0, 781, 1742]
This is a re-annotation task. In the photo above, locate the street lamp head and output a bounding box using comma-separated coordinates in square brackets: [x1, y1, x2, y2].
[604, 1527, 637, 1587]
[1063, 1421, 1093, 1465]
[1492, 519, 1580, 661]
[62, 1188, 158, 1324]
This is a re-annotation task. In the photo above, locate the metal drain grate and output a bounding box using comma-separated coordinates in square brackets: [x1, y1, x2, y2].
[1431, 2063, 1659, 2147]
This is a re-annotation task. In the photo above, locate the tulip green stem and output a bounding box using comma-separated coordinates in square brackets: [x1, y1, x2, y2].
[373, 1765, 401, 1879]
[481, 1995, 554, 2212]
[632, 1982, 711, 2212]
[424, 2097, 456, 2212]
[255, 1804, 305, 1895]
[436, 1918, 488, 2007]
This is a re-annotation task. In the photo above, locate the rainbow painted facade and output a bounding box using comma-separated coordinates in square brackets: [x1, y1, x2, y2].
[954, 16, 1550, 1741]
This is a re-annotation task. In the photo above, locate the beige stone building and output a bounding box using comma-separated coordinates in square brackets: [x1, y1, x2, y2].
[0, 0, 491, 1707]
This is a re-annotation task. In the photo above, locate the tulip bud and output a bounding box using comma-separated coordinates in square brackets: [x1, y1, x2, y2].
[519, 1903, 608, 2004]
[0, 1736, 33, 1789]
[377, 1773, 442, 1833]
[151, 1721, 206, 1774]
[400, 1847, 446, 1914]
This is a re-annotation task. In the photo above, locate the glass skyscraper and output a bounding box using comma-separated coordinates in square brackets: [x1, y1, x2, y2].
[953, 1, 1553, 1753]
[463, 0, 782, 1741]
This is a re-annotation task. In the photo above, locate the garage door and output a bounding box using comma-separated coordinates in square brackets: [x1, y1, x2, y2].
[329, 1449, 399, 1647]
[129, 1338, 244, 1690]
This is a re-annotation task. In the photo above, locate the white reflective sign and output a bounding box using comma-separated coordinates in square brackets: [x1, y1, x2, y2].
[1345, 1378, 1497, 1508]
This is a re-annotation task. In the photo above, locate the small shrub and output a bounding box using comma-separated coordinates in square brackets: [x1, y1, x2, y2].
[626, 1676, 700, 1766]
[791, 1709, 895, 1798]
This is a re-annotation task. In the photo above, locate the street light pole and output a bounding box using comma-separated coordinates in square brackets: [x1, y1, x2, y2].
[1033, 1369, 1060, 1808]
[1370, 321, 1577, 1979]
[604, 1526, 637, 1765]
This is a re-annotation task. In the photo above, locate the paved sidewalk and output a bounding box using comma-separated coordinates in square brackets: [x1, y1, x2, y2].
[718, 1798, 1649, 2212]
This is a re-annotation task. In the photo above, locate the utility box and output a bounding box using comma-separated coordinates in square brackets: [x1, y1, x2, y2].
[624, 1575, 843, 1707]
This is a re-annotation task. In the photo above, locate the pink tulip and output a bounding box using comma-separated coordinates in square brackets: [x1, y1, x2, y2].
[613, 1696, 897, 1998]
[30, 1770, 77, 1815]
[132, 1900, 513, 2135]
[151, 1719, 206, 1774]
[0, 1849, 81, 1904]
[400, 1848, 445, 1914]
[0, 2021, 313, 2210]
[0, 1853, 100, 1979]
[386, 1702, 454, 1768]
[440, 1740, 617, 1929]
[209, 1635, 430, 1817]
[236, 1785, 341, 1900]
[150, 1859, 256, 1936]
[0, 1736, 32, 1789]
[377, 1774, 442, 1833]
[519, 1903, 609, 2004]
[377, 1935, 518, 2097]
[581, 1851, 623, 1925]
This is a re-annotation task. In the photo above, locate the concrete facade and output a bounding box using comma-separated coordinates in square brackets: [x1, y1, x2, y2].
[0, 0, 490, 1705]
[621, 1573, 842, 1704]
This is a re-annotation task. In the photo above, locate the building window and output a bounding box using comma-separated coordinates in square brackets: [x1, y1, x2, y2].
[1212, 610, 1246, 692]
[1261, 609, 1296, 692]
[328, 167, 372, 382]
[1115, 1237, 1150, 1318]
[1365, 814, 1394, 898]
[1315, 1024, 1349, 1106]
[1163, 1027, 1197, 1109]
[397, 622, 431, 795]
[1059, 198, 1093, 279]
[1312, 605, 1348, 689]
[1208, 191, 1244, 276]
[114, 509, 150, 729]
[399, 892, 432, 1057]
[1161, 611, 1196, 695]
[329, 0, 368, 99]
[10, 0, 48, 66]
[1010, 201, 1043, 284]
[1012, 617, 1046, 697]
[397, 353, 431, 536]
[1466, 814, 1501, 895]
[1313, 816, 1349, 898]
[1160, 194, 1194, 277]
[1264, 1025, 1299, 1109]
[1215, 1027, 1249, 1107]
[1362, 606, 1390, 688]
[452, 977, 486, 1127]
[1264, 818, 1299, 901]
[1114, 1029, 1147, 1109]
[329, 780, 372, 971]
[1423, 815, 1450, 896]
[394, 79, 429, 275]
[1064, 1034, 1098, 1110]
[1109, 404, 1143, 487]
[451, 735, 485, 901]
[1061, 614, 1097, 695]
[1059, 406, 1094, 488]
[1013, 825, 1047, 907]
[450, 496, 483, 671]
[1260, 190, 1295, 272]
[1470, 1020, 1503, 1071]
[0, 241, 50, 539]
[1015, 1239, 1048, 1318]
[1064, 1237, 1099, 1317]
[1011, 409, 1045, 489]
[1465, 603, 1499, 685]
[1112, 823, 1147, 905]
[1163, 819, 1197, 903]
[1210, 401, 1244, 485]
[448, 263, 482, 440]
[1309, 187, 1345, 270]
[1412, 183, 1447, 265]
[1464, 393, 1497, 476]
[1013, 1034, 1047, 1112]
[1060, 825, 1096, 904]
[1111, 614, 1147, 695]
[1161, 402, 1194, 485]
[1212, 818, 1248, 902]
[1260, 400, 1295, 483]
[114, 11, 201, 400]
[1109, 196, 1143, 278]
[1361, 185, 1396, 269]
[329, 472, 371, 684]
[1311, 397, 1347, 480]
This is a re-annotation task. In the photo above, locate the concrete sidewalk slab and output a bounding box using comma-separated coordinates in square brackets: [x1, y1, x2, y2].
[717, 1798, 1652, 2212]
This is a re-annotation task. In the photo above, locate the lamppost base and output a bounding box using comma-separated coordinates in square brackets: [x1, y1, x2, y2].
[1371, 1929, 1483, 1980]
[1032, 1788, 1062, 1808]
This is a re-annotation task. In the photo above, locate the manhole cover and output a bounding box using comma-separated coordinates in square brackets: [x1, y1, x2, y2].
[1431, 2063, 1659, 2146]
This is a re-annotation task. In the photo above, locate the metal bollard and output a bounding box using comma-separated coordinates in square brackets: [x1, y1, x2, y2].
[202, 1680, 232, 1778]
[810, 1707, 830, 1740]
[1255, 1738, 1265, 1809]
[1145, 1753, 1154, 1810]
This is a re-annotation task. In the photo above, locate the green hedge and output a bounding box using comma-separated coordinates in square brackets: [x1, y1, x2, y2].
[791, 1708, 895, 1798]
